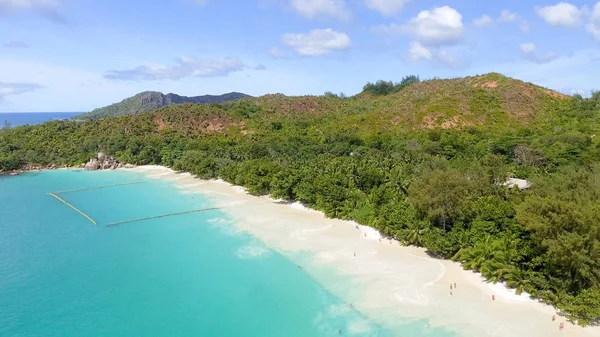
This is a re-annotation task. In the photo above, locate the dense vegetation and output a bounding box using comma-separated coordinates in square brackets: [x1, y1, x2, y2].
[1, 73, 599, 325]
[76, 91, 251, 120]
[362, 75, 421, 95]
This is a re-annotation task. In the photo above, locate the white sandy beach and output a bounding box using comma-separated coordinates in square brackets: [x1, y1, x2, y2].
[128, 165, 600, 337]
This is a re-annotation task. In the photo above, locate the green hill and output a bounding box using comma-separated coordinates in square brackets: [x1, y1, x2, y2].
[76, 91, 251, 120]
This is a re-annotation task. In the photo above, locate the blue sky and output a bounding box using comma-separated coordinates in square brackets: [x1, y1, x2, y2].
[1, 0, 599, 112]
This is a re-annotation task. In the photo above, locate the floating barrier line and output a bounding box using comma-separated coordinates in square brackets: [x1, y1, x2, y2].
[50, 181, 146, 195]
[105, 208, 220, 227]
[48, 193, 97, 226]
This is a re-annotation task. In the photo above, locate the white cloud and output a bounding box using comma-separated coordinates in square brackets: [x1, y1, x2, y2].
[406, 41, 463, 68]
[381, 6, 463, 46]
[409, 6, 463, 45]
[289, 0, 351, 20]
[498, 10, 517, 22]
[104, 56, 247, 81]
[269, 47, 288, 58]
[374, 6, 464, 68]
[588, 2, 600, 42]
[281, 28, 351, 56]
[536, 2, 582, 27]
[0, 0, 65, 23]
[519, 42, 557, 64]
[408, 41, 432, 61]
[364, 0, 410, 16]
[0, 82, 42, 100]
[473, 14, 493, 27]
[519, 43, 536, 54]
[496, 10, 530, 33]
[519, 20, 532, 32]
[0, 0, 59, 11]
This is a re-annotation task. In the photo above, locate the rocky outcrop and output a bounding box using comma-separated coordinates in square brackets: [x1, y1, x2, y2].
[84, 159, 100, 171]
[83, 152, 129, 171]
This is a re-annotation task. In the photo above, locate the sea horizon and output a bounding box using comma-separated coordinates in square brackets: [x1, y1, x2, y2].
[0, 112, 83, 127]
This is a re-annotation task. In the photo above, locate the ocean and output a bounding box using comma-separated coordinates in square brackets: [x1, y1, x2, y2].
[0, 112, 81, 127]
[0, 170, 459, 337]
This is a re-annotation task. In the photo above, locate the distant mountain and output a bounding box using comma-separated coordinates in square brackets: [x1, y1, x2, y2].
[76, 91, 252, 119]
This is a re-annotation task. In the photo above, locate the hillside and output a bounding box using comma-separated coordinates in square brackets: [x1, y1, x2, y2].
[354, 72, 570, 130]
[235, 73, 569, 133]
[76, 91, 251, 120]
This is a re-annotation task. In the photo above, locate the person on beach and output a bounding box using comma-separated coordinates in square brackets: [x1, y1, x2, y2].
[492, 294, 495, 301]
[559, 322, 564, 331]
[454, 283, 456, 288]
[450, 290, 453, 296]
[552, 314, 556, 322]
[353, 252, 356, 257]
[450, 284, 453, 290]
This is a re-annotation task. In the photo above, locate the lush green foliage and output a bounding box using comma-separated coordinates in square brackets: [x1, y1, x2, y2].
[1, 75, 600, 325]
[362, 75, 420, 95]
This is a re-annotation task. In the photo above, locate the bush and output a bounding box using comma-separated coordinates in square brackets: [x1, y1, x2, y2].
[362, 75, 420, 96]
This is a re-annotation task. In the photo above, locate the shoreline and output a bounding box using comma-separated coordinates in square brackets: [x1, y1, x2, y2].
[129, 165, 600, 337]
[9, 165, 599, 336]
[0, 164, 79, 176]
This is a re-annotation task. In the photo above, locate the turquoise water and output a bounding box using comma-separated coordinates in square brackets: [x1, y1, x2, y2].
[0, 170, 458, 337]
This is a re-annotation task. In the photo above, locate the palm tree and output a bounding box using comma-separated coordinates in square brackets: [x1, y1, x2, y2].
[458, 235, 495, 271]
[373, 217, 395, 237]
[480, 259, 511, 283]
[402, 221, 428, 246]
[451, 231, 471, 261]
[504, 266, 533, 295]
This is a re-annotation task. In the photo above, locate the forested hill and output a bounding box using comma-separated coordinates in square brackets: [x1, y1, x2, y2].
[2, 73, 600, 325]
[76, 91, 251, 119]
[246, 73, 569, 131]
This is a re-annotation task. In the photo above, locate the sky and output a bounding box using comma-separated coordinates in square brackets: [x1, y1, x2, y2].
[0, 0, 599, 112]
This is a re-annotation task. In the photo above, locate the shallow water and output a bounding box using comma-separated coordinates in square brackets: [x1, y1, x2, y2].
[0, 170, 459, 336]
